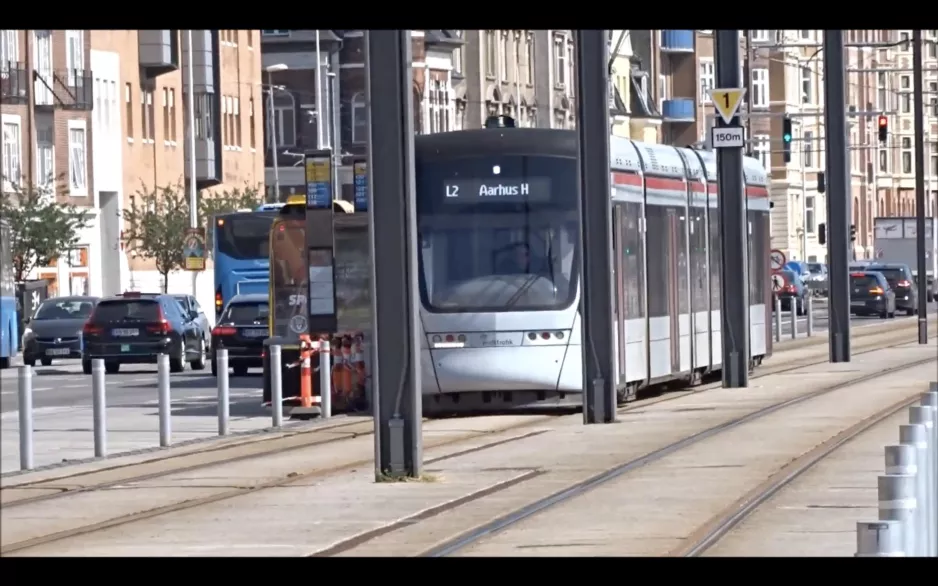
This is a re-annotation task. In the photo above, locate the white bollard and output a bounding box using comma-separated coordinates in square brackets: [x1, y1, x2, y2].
[899, 423, 928, 556]
[922, 390, 938, 556]
[878, 473, 918, 556]
[774, 297, 782, 342]
[216, 348, 230, 436]
[856, 520, 906, 557]
[909, 405, 936, 557]
[157, 353, 171, 447]
[806, 295, 814, 337]
[92, 359, 107, 458]
[789, 301, 797, 340]
[269, 345, 283, 428]
[319, 340, 332, 419]
[18, 365, 34, 470]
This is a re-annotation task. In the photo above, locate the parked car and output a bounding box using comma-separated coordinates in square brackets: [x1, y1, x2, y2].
[774, 269, 809, 315]
[21, 296, 99, 366]
[81, 292, 206, 374]
[172, 294, 212, 344]
[860, 263, 918, 315]
[849, 270, 897, 318]
[211, 294, 269, 376]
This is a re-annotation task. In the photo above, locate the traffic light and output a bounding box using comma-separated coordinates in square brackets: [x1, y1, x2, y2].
[782, 116, 793, 163]
[850, 224, 857, 242]
[878, 115, 888, 144]
[818, 222, 826, 245]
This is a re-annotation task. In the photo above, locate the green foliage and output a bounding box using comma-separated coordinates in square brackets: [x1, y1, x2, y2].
[0, 180, 92, 283]
[122, 180, 264, 292]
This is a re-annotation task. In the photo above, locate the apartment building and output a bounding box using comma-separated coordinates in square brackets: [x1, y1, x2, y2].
[1, 30, 264, 303]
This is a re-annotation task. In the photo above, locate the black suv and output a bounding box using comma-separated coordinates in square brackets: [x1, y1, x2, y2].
[81, 292, 207, 374]
[862, 263, 918, 315]
[211, 294, 269, 376]
[850, 271, 897, 318]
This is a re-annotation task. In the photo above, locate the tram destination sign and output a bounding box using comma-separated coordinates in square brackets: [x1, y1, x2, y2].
[442, 178, 551, 204]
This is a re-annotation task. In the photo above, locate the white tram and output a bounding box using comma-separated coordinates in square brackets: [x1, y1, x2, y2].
[415, 128, 771, 413]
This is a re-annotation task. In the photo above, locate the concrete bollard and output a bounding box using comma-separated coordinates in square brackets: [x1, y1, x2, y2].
[922, 390, 938, 556]
[774, 297, 782, 342]
[856, 520, 906, 557]
[216, 348, 229, 436]
[157, 353, 171, 447]
[909, 406, 936, 557]
[789, 301, 797, 340]
[92, 359, 107, 458]
[878, 473, 918, 556]
[806, 295, 814, 337]
[18, 365, 34, 470]
[319, 340, 332, 419]
[899, 423, 928, 556]
[270, 345, 283, 428]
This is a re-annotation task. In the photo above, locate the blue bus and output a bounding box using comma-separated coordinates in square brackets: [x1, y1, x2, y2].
[212, 211, 279, 317]
[0, 219, 19, 368]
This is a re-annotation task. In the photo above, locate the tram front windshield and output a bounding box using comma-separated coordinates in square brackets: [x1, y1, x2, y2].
[416, 154, 579, 313]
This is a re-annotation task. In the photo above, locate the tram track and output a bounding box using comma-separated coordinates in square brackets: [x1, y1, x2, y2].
[1, 322, 932, 556]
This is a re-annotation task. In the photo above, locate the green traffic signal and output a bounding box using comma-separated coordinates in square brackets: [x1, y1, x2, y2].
[783, 133, 792, 143]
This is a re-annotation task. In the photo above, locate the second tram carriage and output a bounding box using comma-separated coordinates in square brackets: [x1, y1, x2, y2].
[415, 128, 770, 412]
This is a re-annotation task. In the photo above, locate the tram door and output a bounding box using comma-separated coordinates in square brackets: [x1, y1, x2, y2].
[667, 209, 681, 373]
[612, 206, 627, 386]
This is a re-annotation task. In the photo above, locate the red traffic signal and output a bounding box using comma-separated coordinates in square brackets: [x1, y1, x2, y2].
[877, 115, 888, 144]
[878, 115, 888, 127]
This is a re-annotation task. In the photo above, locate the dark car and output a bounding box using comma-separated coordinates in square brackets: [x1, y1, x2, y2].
[81, 292, 206, 374]
[211, 294, 269, 376]
[862, 263, 918, 315]
[21, 296, 99, 366]
[774, 269, 808, 314]
[850, 271, 897, 318]
[172, 294, 212, 345]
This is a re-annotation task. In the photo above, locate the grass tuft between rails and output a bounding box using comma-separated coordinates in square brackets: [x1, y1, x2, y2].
[376, 470, 441, 483]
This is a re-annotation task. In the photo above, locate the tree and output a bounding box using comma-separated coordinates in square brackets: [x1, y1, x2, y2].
[122, 181, 264, 292]
[0, 179, 92, 283]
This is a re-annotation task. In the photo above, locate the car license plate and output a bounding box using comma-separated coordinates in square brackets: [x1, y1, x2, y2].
[851, 301, 865, 307]
[112, 328, 139, 337]
[243, 329, 267, 338]
[121, 344, 131, 352]
[45, 348, 70, 356]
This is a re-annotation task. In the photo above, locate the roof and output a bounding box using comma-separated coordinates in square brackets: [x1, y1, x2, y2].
[228, 293, 269, 304]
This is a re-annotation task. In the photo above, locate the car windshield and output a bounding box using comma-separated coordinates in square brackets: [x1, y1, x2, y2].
[851, 274, 881, 288]
[223, 302, 269, 324]
[807, 263, 824, 274]
[92, 300, 160, 322]
[34, 299, 95, 320]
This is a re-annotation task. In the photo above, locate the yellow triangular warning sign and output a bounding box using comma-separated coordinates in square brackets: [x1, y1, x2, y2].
[708, 88, 747, 125]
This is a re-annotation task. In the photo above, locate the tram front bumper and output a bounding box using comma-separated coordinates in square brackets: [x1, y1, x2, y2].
[427, 344, 581, 394]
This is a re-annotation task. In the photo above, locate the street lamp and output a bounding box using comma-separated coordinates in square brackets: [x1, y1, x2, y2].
[266, 63, 288, 202]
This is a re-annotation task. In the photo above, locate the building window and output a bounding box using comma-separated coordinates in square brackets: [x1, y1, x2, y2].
[524, 32, 534, 85]
[699, 59, 714, 103]
[899, 31, 910, 51]
[34, 30, 52, 106]
[351, 92, 367, 143]
[249, 97, 256, 149]
[805, 196, 815, 233]
[930, 82, 938, 116]
[553, 33, 567, 88]
[751, 68, 769, 108]
[801, 66, 813, 104]
[753, 134, 770, 170]
[65, 30, 84, 87]
[803, 130, 814, 168]
[452, 30, 463, 76]
[234, 97, 241, 147]
[901, 137, 912, 174]
[125, 83, 133, 141]
[0, 30, 18, 73]
[750, 30, 770, 43]
[799, 30, 813, 41]
[247, 31, 253, 48]
[162, 87, 169, 143]
[273, 93, 294, 147]
[139, 87, 154, 143]
[147, 89, 155, 142]
[877, 72, 887, 112]
[485, 30, 497, 78]
[658, 73, 668, 114]
[37, 124, 53, 191]
[221, 96, 229, 147]
[879, 148, 888, 174]
[1, 115, 21, 192]
[140, 89, 148, 142]
[68, 121, 87, 196]
[900, 75, 911, 114]
[501, 31, 512, 82]
[168, 89, 176, 142]
[931, 141, 938, 177]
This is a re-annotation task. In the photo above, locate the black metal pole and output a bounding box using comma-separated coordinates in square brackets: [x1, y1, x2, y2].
[574, 30, 616, 423]
[912, 30, 928, 344]
[822, 30, 851, 362]
[714, 30, 749, 387]
[365, 30, 423, 478]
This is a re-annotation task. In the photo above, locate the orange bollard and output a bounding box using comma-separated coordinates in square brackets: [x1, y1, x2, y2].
[298, 334, 313, 409]
[340, 336, 353, 398]
[331, 336, 345, 399]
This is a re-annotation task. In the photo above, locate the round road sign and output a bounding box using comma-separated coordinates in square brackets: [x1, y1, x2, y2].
[770, 249, 787, 272]
[771, 273, 788, 293]
[876, 249, 884, 259]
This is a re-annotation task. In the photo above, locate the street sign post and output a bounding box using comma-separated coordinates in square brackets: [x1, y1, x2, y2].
[771, 272, 788, 293]
[708, 88, 747, 125]
[770, 249, 787, 273]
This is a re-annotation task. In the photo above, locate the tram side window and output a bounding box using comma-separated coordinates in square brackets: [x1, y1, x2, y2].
[709, 208, 722, 310]
[676, 211, 690, 315]
[621, 202, 644, 320]
[750, 211, 768, 303]
[690, 209, 709, 312]
[645, 205, 670, 318]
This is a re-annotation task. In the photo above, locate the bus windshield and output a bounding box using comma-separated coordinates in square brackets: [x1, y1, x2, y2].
[215, 213, 277, 261]
[416, 154, 579, 313]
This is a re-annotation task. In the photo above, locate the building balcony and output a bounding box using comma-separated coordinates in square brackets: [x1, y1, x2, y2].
[33, 69, 93, 111]
[183, 91, 222, 189]
[660, 30, 695, 53]
[138, 30, 179, 78]
[661, 98, 695, 123]
[0, 62, 28, 105]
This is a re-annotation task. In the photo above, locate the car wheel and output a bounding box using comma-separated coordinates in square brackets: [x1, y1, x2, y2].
[105, 361, 120, 374]
[190, 338, 206, 371]
[40, 357, 52, 366]
[928, 293, 934, 303]
[24, 356, 36, 367]
[211, 358, 218, 376]
[906, 308, 916, 316]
